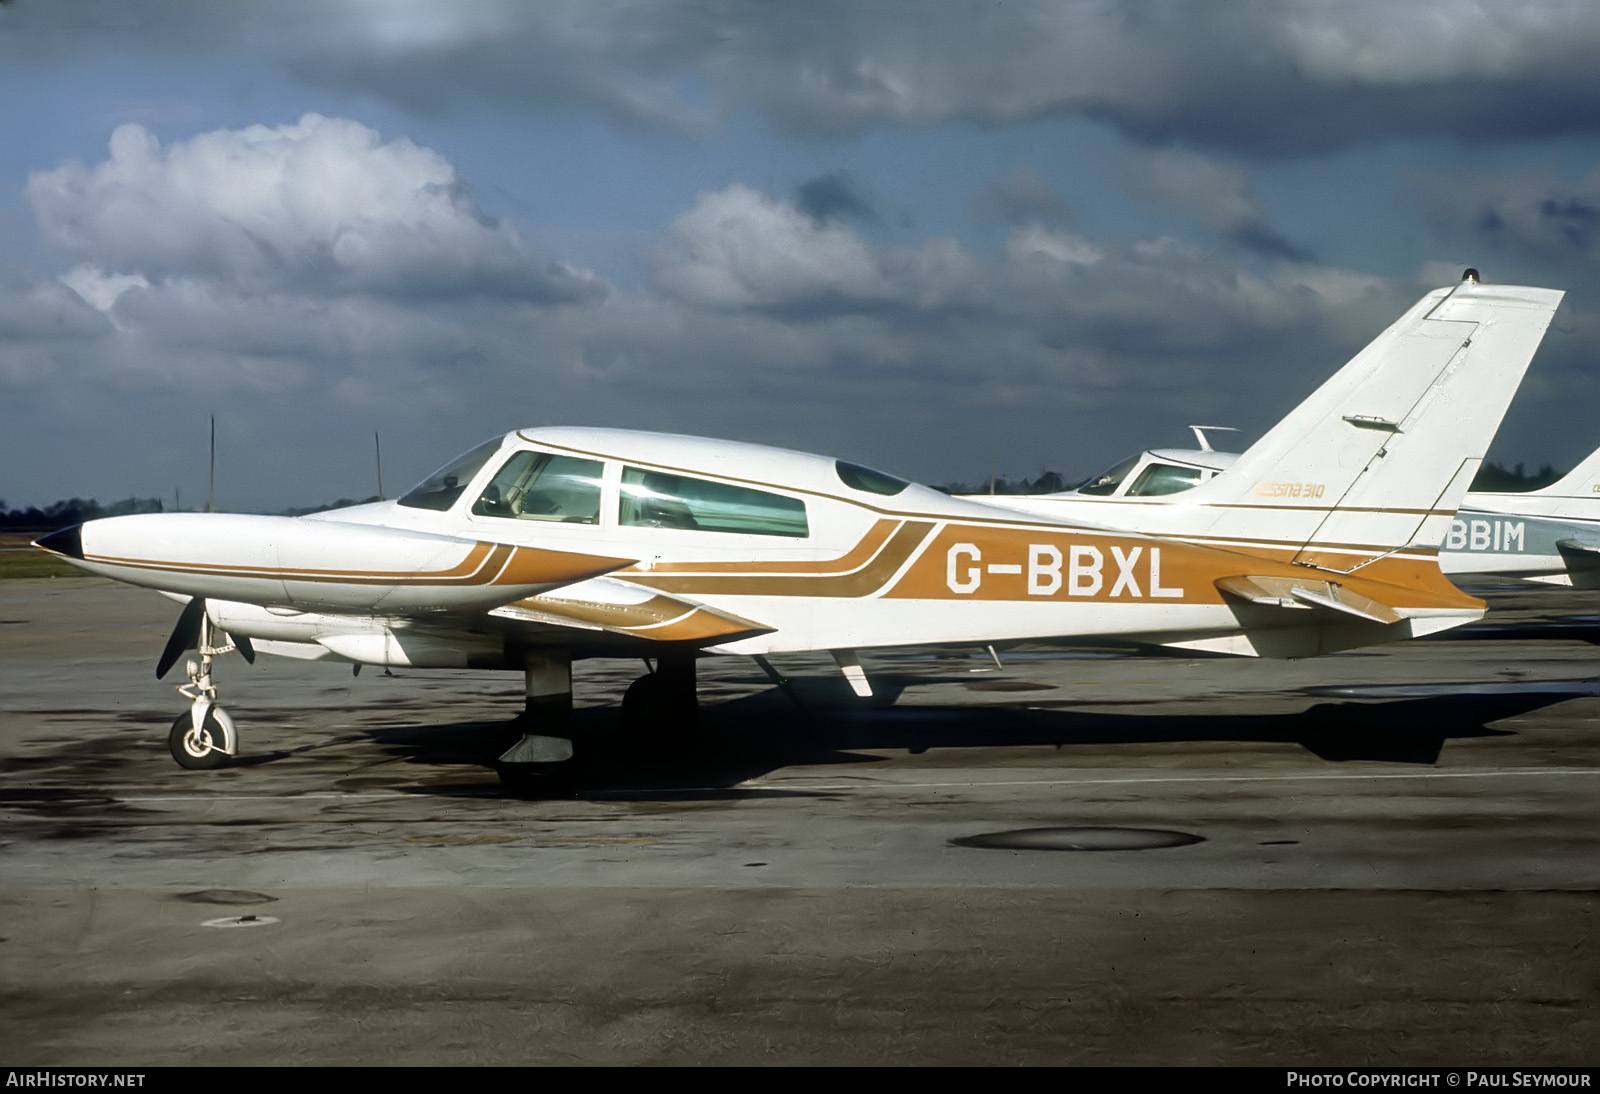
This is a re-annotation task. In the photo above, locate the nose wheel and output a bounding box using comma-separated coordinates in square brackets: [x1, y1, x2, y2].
[168, 706, 233, 769]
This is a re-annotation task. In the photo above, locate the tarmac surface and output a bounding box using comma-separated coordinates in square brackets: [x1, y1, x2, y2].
[1, 577, 1597, 1066]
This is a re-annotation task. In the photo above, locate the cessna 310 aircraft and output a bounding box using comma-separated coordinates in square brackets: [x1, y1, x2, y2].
[34, 272, 1563, 785]
[1004, 424, 1600, 588]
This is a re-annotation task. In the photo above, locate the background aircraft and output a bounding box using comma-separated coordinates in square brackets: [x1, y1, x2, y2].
[34, 274, 1563, 787]
[1005, 430, 1600, 589]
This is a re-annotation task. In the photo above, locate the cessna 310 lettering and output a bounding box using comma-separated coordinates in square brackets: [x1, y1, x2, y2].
[34, 272, 1563, 786]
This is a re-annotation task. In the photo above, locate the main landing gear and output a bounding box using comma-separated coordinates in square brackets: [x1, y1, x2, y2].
[495, 651, 700, 792]
[157, 597, 250, 769]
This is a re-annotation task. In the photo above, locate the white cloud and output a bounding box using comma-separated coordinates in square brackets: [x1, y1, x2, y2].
[1005, 225, 1102, 269]
[652, 183, 979, 314]
[26, 114, 607, 303]
[60, 267, 150, 314]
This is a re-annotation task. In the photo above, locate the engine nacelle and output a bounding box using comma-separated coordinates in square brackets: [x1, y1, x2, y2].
[37, 513, 632, 613]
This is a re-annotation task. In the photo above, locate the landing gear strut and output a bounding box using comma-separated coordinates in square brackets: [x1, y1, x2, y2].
[497, 652, 576, 792]
[168, 608, 239, 769]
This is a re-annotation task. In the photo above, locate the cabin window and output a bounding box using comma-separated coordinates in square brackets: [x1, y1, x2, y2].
[1125, 462, 1205, 497]
[471, 452, 603, 523]
[620, 467, 808, 537]
[1075, 455, 1138, 496]
[398, 438, 504, 511]
[836, 460, 910, 496]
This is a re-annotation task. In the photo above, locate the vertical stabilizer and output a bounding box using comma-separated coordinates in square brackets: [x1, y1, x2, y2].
[1172, 277, 1563, 570]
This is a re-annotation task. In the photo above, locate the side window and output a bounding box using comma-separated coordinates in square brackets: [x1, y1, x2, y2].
[836, 460, 909, 496]
[619, 467, 808, 537]
[471, 452, 602, 524]
[1125, 462, 1204, 497]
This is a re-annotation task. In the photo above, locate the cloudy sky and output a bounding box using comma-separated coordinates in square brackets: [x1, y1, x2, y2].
[3, 0, 1600, 512]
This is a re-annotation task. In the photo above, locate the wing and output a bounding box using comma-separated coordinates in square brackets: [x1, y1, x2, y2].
[224, 576, 774, 665]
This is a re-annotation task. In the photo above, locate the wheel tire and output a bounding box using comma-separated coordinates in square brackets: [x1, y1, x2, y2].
[169, 711, 228, 770]
[622, 672, 665, 717]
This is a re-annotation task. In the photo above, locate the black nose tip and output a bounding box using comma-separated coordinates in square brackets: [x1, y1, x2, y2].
[33, 525, 84, 560]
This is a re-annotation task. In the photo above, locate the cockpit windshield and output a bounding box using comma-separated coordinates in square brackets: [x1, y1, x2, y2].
[1074, 455, 1138, 496]
[397, 438, 503, 512]
[1124, 462, 1205, 497]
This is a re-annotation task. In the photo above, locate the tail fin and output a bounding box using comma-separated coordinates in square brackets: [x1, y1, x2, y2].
[1173, 275, 1563, 571]
[1532, 444, 1600, 498]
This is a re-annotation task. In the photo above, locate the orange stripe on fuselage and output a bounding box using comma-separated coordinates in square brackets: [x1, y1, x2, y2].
[626, 520, 934, 597]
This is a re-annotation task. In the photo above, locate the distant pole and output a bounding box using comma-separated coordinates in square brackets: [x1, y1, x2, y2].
[208, 416, 215, 514]
[375, 431, 385, 501]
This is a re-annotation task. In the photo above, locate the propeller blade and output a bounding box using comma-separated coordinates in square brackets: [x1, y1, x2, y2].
[157, 597, 206, 680]
[228, 631, 256, 664]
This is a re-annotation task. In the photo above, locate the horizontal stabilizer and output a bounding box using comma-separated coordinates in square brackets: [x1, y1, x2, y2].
[1556, 537, 1600, 560]
[1216, 574, 1403, 625]
[1557, 538, 1600, 588]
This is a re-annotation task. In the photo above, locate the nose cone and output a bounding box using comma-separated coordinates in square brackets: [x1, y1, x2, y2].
[32, 525, 84, 559]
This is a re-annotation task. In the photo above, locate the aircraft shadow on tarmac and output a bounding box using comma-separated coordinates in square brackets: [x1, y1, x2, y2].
[318, 671, 1600, 799]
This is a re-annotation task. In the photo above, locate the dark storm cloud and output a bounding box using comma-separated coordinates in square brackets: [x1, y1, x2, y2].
[9, 1, 1600, 155]
[795, 172, 880, 225]
[1423, 165, 1600, 267]
[1228, 225, 1313, 264]
[1116, 149, 1312, 262]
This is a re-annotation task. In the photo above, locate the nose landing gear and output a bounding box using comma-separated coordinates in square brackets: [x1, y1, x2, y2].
[165, 605, 242, 769]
